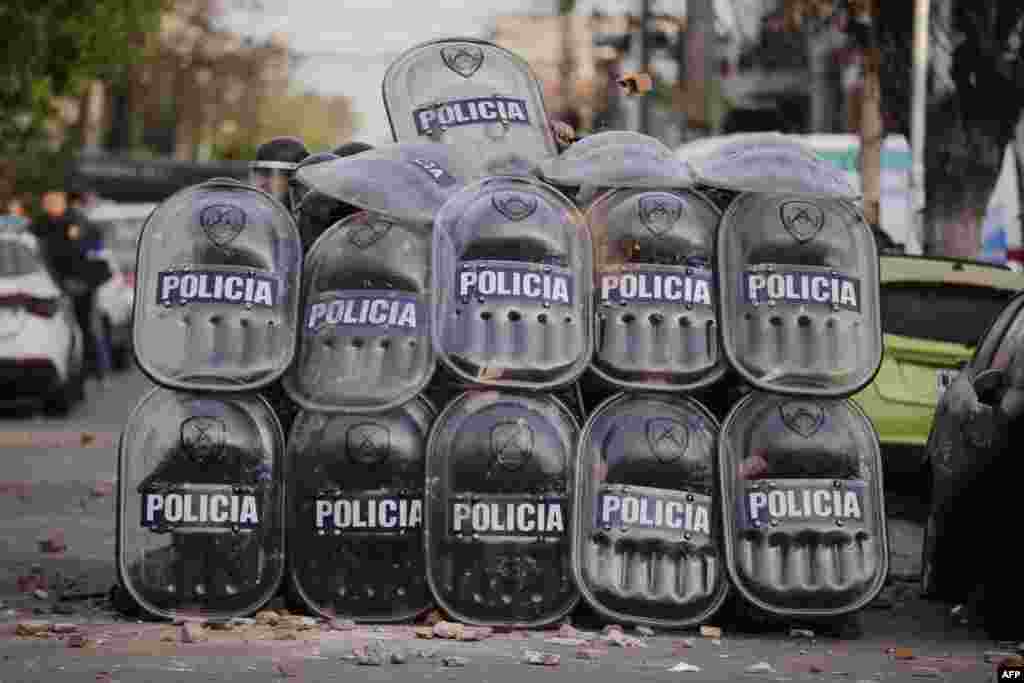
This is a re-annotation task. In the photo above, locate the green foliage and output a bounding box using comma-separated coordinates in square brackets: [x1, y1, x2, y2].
[0, 0, 166, 156]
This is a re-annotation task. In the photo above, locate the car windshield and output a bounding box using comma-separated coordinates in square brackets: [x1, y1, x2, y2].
[0, 241, 41, 277]
[881, 283, 1015, 347]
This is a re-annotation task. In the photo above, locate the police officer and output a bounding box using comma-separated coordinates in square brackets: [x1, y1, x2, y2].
[250, 137, 309, 212]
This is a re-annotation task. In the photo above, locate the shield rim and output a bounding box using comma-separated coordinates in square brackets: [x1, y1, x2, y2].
[715, 192, 884, 398]
[285, 394, 438, 622]
[115, 386, 287, 621]
[381, 35, 559, 160]
[539, 142, 697, 190]
[281, 210, 437, 414]
[716, 392, 889, 617]
[431, 175, 594, 390]
[587, 187, 729, 392]
[572, 391, 731, 628]
[423, 389, 581, 627]
[131, 179, 303, 394]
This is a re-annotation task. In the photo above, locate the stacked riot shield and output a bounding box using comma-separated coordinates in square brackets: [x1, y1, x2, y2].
[120, 180, 301, 620]
[282, 206, 438, 622]
[696, 136, 889, 621]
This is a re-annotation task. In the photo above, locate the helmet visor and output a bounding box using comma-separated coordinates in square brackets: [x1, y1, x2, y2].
[249, 163, 296, 206]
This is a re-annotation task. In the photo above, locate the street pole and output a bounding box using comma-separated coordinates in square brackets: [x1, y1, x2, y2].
[911, 0, 931, 254]
[639, 0, 651, 135]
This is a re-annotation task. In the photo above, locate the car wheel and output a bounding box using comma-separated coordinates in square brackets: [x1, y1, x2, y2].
[44, 369, 84, 417]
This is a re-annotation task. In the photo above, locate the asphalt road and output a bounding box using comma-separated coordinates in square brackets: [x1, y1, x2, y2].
[0, 368, 1011, 682]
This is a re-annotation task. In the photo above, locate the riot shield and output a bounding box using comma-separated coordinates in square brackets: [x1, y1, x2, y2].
[538, 131, 694, 189]
[295, 141, 468, 225]
[685, 134, 859, 199]
[287, 396, 435, 621]
[425, 390, 579, 627]
[382, 37, 558, 181]
[717, 193, 882, 397]
[573, 392, 728, 628]
[589, 188, 725, 391]
[433, 175, 592, 390]
[283, 211, 434, 413]
[116, 386, 285, 620]
[718, 392, 887, 617]
[133, 180, 302, 393]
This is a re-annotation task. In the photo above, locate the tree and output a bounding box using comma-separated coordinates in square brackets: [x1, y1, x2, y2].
[785, 0, 1024, 258]
[0, 0, 165, 156]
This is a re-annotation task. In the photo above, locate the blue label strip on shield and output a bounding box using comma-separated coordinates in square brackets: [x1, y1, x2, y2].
[413, 96, 531, 136]
[740, 480, 867, 529]
[313, 494, 423, 533]
[599, 267, 714, 307]
[140, 487, 262, 532]
[408, 158, 458, 187]
[156, 270, 280, 308]
[741, 269, 861, 312]
[304, 291, 424, 336]
[457, 261, 575, 307]
[449, 495, 567, 538]
[596, 489, 712, 537]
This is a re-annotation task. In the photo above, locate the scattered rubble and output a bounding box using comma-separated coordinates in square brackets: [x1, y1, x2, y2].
[789, 629, 815, 638]
[523, 650, 560, 666]
[32, 589, 49, 600]
[636, 626, 655, 637]
[390, 649, 408, 664]
[442, 656, 468, 667]
[674, 639, 695, 649]
[180, 622, 206, 643]
[558, 623, 579, 638]
[433, 621, 464, 639]
[329, 618, 356, 631]
[911, 668, 941, 678]
[50, 623, 77, 634]
[576, 647, 605, 660]
[415, 626, 434, 639]
[746, 662, 777, 674]
[669, 661, 701, 672]
[66, 632, 88, 648]
[701, 625, 722, 639]
[893, 648, 914, 660]
[16, 621, 49, 636]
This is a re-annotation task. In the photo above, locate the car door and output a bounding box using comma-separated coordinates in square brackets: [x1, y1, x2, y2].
[921, 292, 1024, 598]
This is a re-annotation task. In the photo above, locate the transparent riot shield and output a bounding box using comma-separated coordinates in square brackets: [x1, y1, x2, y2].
[717, 193, 882, 397]
[538, 131, 695, 189]
[284, 211, 434, 413]
[294, 141, 468, 225]
[718, 392, 888, 617]
[574, 392, 728, 628]
[433, 175, 592, 390]
[425, 390, 579, 627]
[133, 180, 302, 392]
[382, 37, 558, 181]
[286, 396, 435, 621]
[117, 386, 285, 620]
[589, 188, 725, 391]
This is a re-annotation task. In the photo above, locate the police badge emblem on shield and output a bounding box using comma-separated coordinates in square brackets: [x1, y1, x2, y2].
[492, 193, 538, 222]
[199, 204, 247, 249]
[645, 418, 689, 463]
[346, 423, 391, 465]
[638, 195, 684, 236]
[348, 217, 393, 249]
[780, 200, 826, 244]
[491, 421, 534, 471]
[441, 45, 484, 78]
[779, 401, 826, 438]
[180, 416, 226, 462]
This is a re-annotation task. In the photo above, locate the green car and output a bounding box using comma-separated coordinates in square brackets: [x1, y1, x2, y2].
[850, 255, 1024, 488]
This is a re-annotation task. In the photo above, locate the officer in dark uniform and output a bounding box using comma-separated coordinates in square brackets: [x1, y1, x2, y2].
[250, 137, 309, 212]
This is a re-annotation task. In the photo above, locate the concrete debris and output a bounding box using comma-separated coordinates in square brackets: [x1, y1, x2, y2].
[230, 617, 256, 626]
[459, 627, 493, 641]
[355, 650, 385, 666]
[50, 623, 77, 634]
[604, 630, 647, 648]
[790, 629, 815, 638]
[442, 656, 468, 667]
[893, 648, 914, 660]
[329, 618, 357, 631]
[15, 621, 49, 636]
[712, 639, 722, 646]
[417, 649, 438, 659]
[206, 621, 234, 631]
[558, 623, 579, 639]
[602, 624, 624, 635]
[746, 662, 777, 673]
[669, 661, 702, 672]
[701, 626, 722, 639]
[255, 610, 280, 626]
[66, 633, 88, 648]
[415, 626, 435, 639]
[32, 589, 49, 600]
[523, 650, 560, 666]
[674, 639, 695, 649]
[391, 650, 408, 664]
[423, 609, 446, 625]
[985, 651, 1020, 664]
[433, 621, 464, 639]
[911, 668, 941, 678]
[576, 647, 605, 660]
[38, 530, 67, 554]
[274, 630, 299, 640]
[636, 626, 655, 637]
[180, 622, 206, 643]
[545, 637, 588, 647]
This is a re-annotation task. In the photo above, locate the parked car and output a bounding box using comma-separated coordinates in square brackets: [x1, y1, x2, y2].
[850, 255, 1024, 489]
[88, 202, 154, 370]
[920, 289, 1024, 640]
[0, 233, 85, 415]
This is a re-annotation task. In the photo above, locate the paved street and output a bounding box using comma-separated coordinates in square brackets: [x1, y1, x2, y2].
[0, 368, 1012, 682]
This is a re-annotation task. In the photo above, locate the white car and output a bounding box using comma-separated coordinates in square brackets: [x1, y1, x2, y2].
[0, 233, 85, 414]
